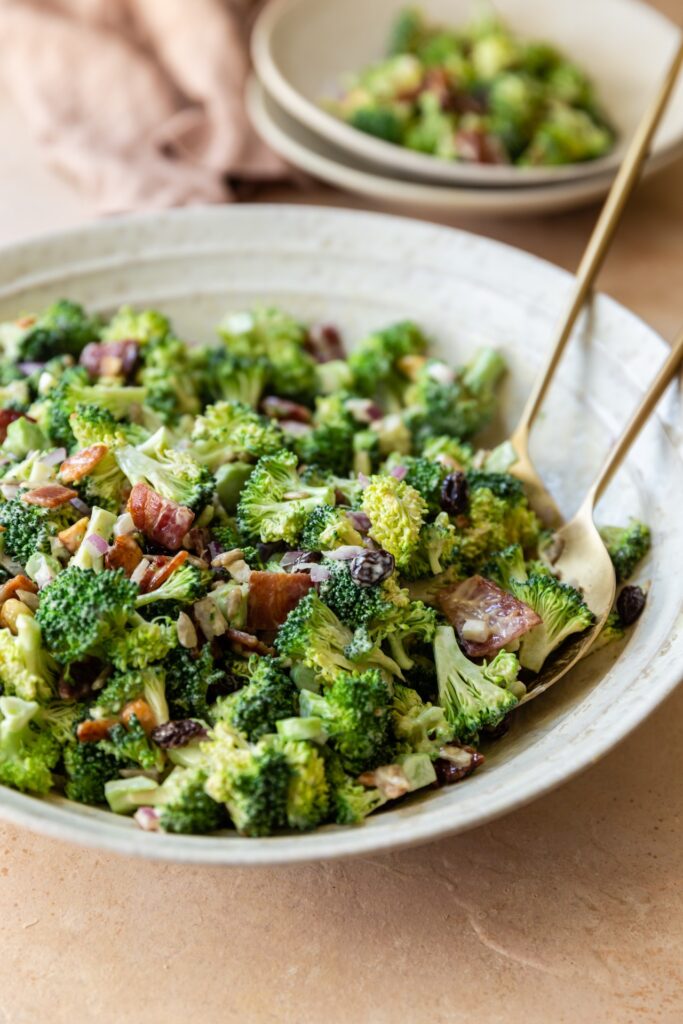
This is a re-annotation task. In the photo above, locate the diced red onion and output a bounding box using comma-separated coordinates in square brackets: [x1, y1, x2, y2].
[70, 496, 91, 515]
[280, 549, 308, 567]
[326, 545, 366, 560]
[1, 483, 20, 500]
[357, 473, 370, 489]
[86, 533, 109, 555]
[134, 807, 160, 832]
[309, 564, 331, 583]
[34, 561, 56, 589]
[345, 398, 382, 424]
[113, 511, 135, 537]
[280, 420, 311, 437]
[40, 448, 66, 467]
[207, 540, 222, 562]
[346, 510, 371, 533]
[390, 465, 408, 481]
[18, 361, 45, 376]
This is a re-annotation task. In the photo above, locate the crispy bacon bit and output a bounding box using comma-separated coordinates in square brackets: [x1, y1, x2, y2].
[105, 534, 144, 577]
[246, 571, 313, 632]
[433, 746, 485, 786]
[122, 698, 157, 733]
[80, 339, 139, 380]
[127, 483, 195, 551]
[0, 409, 29, 443]
[439, 575, 541, 657]
[59, 443, 108, 483]
[0, 574, 37, 605]
[260, 396, 312, 423]
[225, 627, 275, 656]
[141, 550, 188, 593]
[57, 517, 89, 554]
[77, 718, 118, 743]
[21, 484, 78, 508]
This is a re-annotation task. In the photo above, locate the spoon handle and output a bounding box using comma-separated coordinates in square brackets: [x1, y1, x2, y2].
[513, 37, 683, 444]
[585, 327, 683, 508]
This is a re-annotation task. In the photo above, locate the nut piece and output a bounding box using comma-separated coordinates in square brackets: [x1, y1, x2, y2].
[122, 698, 157, 734]
[210, 549, 244, 568]
[176, 611, 198, 649]
[77, 718, 118, 743]
[58, 517, 90, 555]
[0, 598, 32, 634]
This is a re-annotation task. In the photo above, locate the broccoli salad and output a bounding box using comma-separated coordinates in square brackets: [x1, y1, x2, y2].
[0, 300, 648, 838]
[326, 8, 615, 167]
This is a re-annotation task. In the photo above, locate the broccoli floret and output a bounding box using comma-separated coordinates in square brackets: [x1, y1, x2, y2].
[4, 301, 98, 363]
[591, 608, 626, 653]
[384, 454, 447, 513]
[0, 696, 61, 794]
[115, 445, 213, 512]
[237, 450, 334, 544]
[403, 512, 461, 579]
[108, 617, 178, 672]
[2, 417, 48, 459]
[521, 106, 613, 166]
[300, 505, 363, 551]
[380, 599, 438, 671]
[135, 563, 209, 609]
[598, 521, 651, 583]
[352, 428, 380, 476]
[509, 573, 595, 673]
[69, 403, 147, 450]
[218, 308, 317, 400]
[0, 615, 57, 702]
[361, 475, 427, 569]
[188, 400, 284, 471]
[157, 766, 226, 834]
[63, 740, 122, 804]
[163, 645, 223, 722]
[482, 543, 528, 590]
[36, 566, 138, 663]
[404, 349, 506, 444]
[299, 669, 392, 774]
[390, 683, 454, 756]
[325, 756, 386, 825]
[0, 498, 52, 565]
[348, 321, 427, 397]
[434, 624, 519, 742]
[349, 107, 404, 144]
[275, 590, 402, 683]
[101, 306, 171, 346]
[136, 335, 202, 423]
[100, 715, 163, 772]
[319, 559, 394, 629]
[92, 665, 168, 724]
[203, 724, 329, 835]
[31, 367, 147, 448]
[213, 656, 298, 741]
[420, 436, 474, 469]
[197, 350, 268, 409]
[39, 700, 85, 744]
[458, 482, 541, 570]
[387, 6, 426, 55]
[295, 394, 356, 474]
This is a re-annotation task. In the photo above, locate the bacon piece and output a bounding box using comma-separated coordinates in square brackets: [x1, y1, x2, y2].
[246, 571, 313, 631]
[225, 627, 275, 656]
[127, 483, 194, 551]
[438, 575, 541, 658]
[77, 718, 118, 743]
[21, 484, 78, 508]
[80, 339, 139, 380]
[141, 550, 188, 594]
[105, 534, 144, 577]
[0, 409, 29, 443]
[0, 574, 38, 604]
[59, 443, 109, 483]
[57, 517, 89, 554]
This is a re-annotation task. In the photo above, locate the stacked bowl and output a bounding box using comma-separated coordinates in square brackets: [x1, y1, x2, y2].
[249, 0, 683, 216]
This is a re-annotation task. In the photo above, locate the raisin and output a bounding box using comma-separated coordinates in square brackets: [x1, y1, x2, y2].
[617, 585, 646, 627]
[349, 549, 395, 586]
[440, 472, 469, 515]
[151, 719, 208, 749]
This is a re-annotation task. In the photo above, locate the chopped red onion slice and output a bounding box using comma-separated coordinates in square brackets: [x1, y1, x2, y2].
[70, 496, 91, 516]
[346, 510, 371, 533]
[309, 564, 331, 583]
[34, 561, 56, 589]
[40, 448, 66, 467]
[0, 483, 20, 500]
[280, 550, 308, 567]
[86, 533, 109, 555]
[345, 398, 382, 424]
[390, 465, 407, 481]
[18, 361, 45, 376]
[326, 545, 366, 560]
[280, 420, 311, 437]
[134, 807, 160, 832]
[113, 511, 135, 536]
[357, 473, 370, 489]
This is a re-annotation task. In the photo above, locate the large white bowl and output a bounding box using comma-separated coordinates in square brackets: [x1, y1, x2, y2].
[248, 76, 626, 217]
[252, 0, 683, 188]
[0, 206, 680, 865]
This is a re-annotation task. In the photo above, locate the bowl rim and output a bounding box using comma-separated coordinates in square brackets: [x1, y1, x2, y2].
[0, 203, 680, 866]
[251, 0, 683, 189]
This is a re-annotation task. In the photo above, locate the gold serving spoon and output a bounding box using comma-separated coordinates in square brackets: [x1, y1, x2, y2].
[520, 325, 683, 703]
[509, 38, 683, 528]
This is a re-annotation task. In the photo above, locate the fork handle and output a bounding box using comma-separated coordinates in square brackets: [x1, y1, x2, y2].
[514, 38, 683, 441]
[584, 327, 683, 508]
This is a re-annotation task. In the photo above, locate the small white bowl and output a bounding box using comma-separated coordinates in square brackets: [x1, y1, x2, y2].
[252, 0, 683, 188]
[0, 206, 680, 864]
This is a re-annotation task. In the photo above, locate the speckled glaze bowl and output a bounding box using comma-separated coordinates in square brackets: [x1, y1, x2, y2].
[0, 206, 680, 865]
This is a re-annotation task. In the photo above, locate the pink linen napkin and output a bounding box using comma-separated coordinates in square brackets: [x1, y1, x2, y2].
[0, 0, 286, 211]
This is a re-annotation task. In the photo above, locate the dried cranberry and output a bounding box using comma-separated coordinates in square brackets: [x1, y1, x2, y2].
[440, 472, 469, 515]
[151, 719, 208, 749]
[349, 549, 395, 586]
[306, 323, 345, 363]
[616, 585, 646, 626]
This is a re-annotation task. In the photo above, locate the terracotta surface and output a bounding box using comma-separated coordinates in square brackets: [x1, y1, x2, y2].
[0, 1, 682, 1017]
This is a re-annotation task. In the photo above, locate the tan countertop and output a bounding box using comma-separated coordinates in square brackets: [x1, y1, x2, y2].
[0, 11, 681, 1020]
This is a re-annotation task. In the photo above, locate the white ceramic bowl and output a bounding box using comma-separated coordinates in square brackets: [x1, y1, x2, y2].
[248, 76, 628, 217]
[252, 0, 683, 188]
[0, 206, 680, 865]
